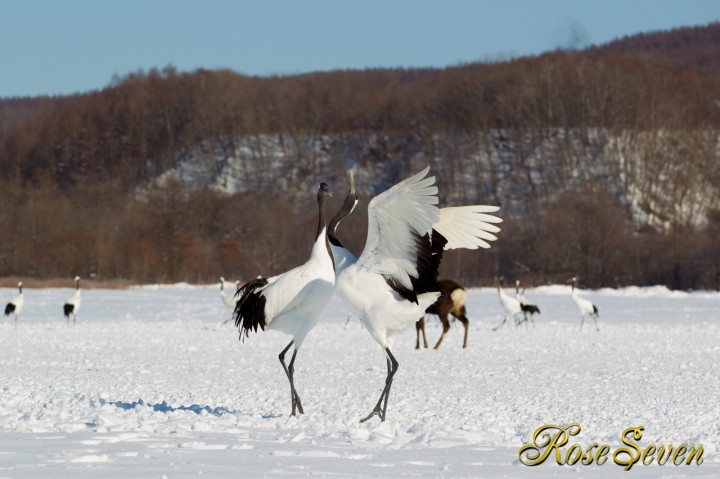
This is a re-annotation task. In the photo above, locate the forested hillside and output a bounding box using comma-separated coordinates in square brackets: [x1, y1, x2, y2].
[1, 23, 719, 288]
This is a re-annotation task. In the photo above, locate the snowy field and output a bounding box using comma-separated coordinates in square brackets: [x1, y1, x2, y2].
[0, 283, 718, 478]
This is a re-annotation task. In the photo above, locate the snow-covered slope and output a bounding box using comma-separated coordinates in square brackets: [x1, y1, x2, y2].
[0, 285, 717, 477]
[153, 130, 720, 230]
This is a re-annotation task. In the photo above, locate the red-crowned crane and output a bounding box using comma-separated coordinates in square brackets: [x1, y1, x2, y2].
[219, 277, 239, 309]
[232, 183, 335, 417]
[332, 167, 502, 422]
[4, 281, 24, 327]
[492, 277, 522, 331]
[63, 276, 81, 326]
[570, 277, 599, 331]
[219, 277, 240, 326]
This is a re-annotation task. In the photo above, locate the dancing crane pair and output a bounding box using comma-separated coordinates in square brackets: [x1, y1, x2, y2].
[232, 167, 503, 422]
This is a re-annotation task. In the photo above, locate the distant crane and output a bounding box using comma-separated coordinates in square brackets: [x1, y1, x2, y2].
[416, 279, 470, 349]
[63, 276, 81, 326]
[492, 277, 522, 331]
[219, 277, 239, 309]
[219, 277, 240, 326]
[570, 277, 599, 331]
[333, 167, 502, 422]
[233, 183, 335, 417]
[516, 280, 540, 326]
[4, 281, 24, 327]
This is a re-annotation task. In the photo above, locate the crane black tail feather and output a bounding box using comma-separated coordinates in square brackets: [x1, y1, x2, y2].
[233, 277, 269, 341]
[521, 303, 540, 315]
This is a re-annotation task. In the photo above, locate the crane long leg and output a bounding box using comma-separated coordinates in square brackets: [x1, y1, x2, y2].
[360, 348, 399, 423]
[288, 349, 303, 414]
[279, 340, 304, 416]
[492, 316, 508, 331]
[360, 356, 391, 423]
[579, 315, 585, 331]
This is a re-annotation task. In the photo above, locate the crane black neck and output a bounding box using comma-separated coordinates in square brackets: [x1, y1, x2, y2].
[315, 184, 335, 269]
[328, 194, 358, 248]
[316, 187, 328, 242]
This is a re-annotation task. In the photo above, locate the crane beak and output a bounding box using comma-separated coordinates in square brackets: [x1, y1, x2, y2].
[321, 182, 333, 197]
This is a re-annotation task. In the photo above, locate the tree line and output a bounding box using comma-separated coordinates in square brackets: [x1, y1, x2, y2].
[0, 23, 719, 288]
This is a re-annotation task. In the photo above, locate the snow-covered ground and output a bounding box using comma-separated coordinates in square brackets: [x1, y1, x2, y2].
[0, 283, 718, 478]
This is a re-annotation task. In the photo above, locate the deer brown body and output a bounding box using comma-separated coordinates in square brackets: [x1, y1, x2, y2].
[416, 279, 469, 349]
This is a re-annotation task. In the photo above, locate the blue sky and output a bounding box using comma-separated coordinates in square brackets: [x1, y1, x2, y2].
[1, 0, 718, 98]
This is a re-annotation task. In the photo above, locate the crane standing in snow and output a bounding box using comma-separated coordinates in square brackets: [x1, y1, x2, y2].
[219, 277, 240, 326]
[63, 276, 81, 326]
[570, 277, 599, 331]
[4, 281, 24, 327]
[332, 167, 502, 422]
[492, 277, 522, 331]
[232, 183, 336, 417]
[219, 277, 239, 309]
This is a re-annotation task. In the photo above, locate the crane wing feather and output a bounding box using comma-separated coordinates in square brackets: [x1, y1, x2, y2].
[355, 167, 440, 290]
[433, 206, 503, 250]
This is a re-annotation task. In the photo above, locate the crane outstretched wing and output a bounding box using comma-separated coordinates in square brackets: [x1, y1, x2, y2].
[355, 167, 440, 291]
[434, 205, 503, 250]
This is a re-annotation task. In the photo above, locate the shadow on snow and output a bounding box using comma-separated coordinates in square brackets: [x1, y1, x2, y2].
[101, 398, 238, 416]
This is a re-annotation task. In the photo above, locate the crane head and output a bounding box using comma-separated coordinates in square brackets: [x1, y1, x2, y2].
[319, 182, 332, 196]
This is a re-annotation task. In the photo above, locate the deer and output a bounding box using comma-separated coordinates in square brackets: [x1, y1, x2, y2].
[415, 279, 470, 349]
